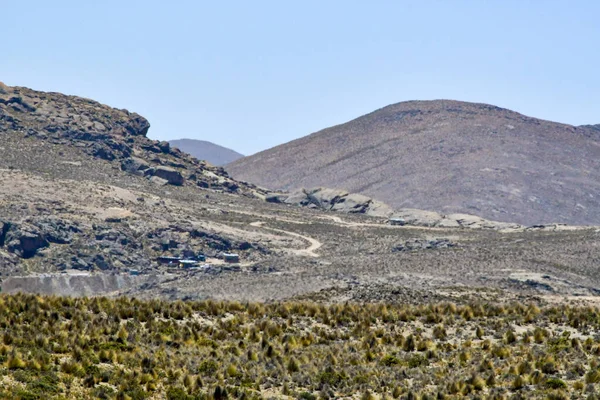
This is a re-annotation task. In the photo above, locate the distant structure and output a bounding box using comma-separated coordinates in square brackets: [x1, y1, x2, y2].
[157, 254, 206, 267]
[222, 253, 240, 263]
[157, 256, 181, 265]
[389, 218, 406, 226]
[179, 260, 199, 268]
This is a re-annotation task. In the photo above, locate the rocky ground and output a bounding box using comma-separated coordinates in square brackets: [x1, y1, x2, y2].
[1, 82, 600, 305]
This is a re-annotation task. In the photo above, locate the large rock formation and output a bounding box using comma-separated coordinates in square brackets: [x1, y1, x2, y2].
[0, 83, 266, 196]
[267, 187, 394, 217]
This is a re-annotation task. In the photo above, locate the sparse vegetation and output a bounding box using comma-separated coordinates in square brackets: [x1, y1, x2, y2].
[0, 294, 599, 398]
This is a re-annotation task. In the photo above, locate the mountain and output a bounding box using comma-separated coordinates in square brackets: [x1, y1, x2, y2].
[1, 82, 599, 304]
[0, 82, 270, 281]
[169, 138, 243, 166]
[227, 100, 600, 226]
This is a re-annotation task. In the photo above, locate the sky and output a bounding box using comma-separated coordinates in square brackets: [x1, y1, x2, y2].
[2, 1, 599, 155]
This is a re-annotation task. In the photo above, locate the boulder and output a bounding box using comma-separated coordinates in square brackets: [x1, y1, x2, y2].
[121, 156, 151, 175]
[392, 209, 444, 227]
[281, 187, 394, 217]
[91, 143, 116, 160]
[330, 192, 370, 213]
[123, 113, 151, 137]
[364, 200, 394, 218]
[33, 217, 79, 244]
[145, 166, 184, 186]
[0, 220, 10, 246]
[283, 189, 311, 206]
[158, 141, 171, 153]
[265, 193, 288, 203]
[5, 223, 49, 259]
[306, 187, 348, 209]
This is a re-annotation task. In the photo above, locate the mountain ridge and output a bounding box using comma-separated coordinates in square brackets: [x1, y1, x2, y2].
[228, 99, 600, 226]
[169, 138, 243, 166]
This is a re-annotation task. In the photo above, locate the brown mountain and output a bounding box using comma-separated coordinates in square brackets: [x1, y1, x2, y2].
[169, 138, 243, 166]
[227, 100, 600, 225]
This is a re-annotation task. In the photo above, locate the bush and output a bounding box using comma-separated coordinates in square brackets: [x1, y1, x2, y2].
[546, 377, 567, 389]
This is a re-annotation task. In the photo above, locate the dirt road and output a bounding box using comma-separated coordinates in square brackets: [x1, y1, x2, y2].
[250, 221, 322, 257]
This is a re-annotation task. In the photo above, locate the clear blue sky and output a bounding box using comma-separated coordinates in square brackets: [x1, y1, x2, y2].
[3, 1, 599, 155]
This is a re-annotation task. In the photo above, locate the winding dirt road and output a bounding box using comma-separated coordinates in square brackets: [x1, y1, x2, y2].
[250, 221, 322, 257]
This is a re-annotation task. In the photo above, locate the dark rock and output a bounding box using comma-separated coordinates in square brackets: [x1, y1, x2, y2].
[145, 166, 184, 186]
[0, 220, 10, 247]
[0, 96, 36, 112]
[92, 254, 111, 270]
[141, 144, 163, 153]
[265, 194, 287, 203]
[238, 241, 253, 250]
[158, 141, 170, 153]
[105, 139, 132, 158]
[121, 157, 150, 175]
[91, 143, 116, 160]
[190, 229, 233, 251]
[5, 224, 49, 259]
[222, 181, 239, 192]
[122, 113, 150, 136]
[393, 238, 458, 252]
[70, 257, 91, 271]
[34, 217, 79, 244]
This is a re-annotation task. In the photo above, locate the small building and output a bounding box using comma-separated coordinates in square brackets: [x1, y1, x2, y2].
[389, 218, 406, 226]
[222, 253, 240, 263]
[179, 259, 199, 268]
[128, 269, 140, 276]
[157, 256, 182, 265]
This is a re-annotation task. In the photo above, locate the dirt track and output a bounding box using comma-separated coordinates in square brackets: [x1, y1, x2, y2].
[250, 221, 322, 257]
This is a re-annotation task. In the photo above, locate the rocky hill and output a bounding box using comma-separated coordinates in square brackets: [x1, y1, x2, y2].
[169, 138, 243, 166]
[228, 100, 600, 226]
[1, 83, 599, 303]
[0, 82, 259, 195]
[0, 82, 271, 277]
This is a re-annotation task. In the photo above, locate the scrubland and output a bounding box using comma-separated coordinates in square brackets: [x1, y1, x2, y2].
[2, 294, 600, 399]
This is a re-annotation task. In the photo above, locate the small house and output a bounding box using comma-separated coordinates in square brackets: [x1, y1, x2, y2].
[389, 218, 406, 226]
[223, 253, 240, 263]
[157, 256, 182, 265]
[179, 259, 199, 268]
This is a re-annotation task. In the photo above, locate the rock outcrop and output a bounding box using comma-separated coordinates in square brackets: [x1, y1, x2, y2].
[268, 187, 394, 217]
[391, 209, 523, 230]
[0, 83, 267, 196]
[393, 238, 458, 252]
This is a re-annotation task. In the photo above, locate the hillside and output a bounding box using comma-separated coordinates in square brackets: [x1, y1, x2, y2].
[1, 83, 600, 305]
[228, 100, 600, 226]
[169, 138, 243, 166]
